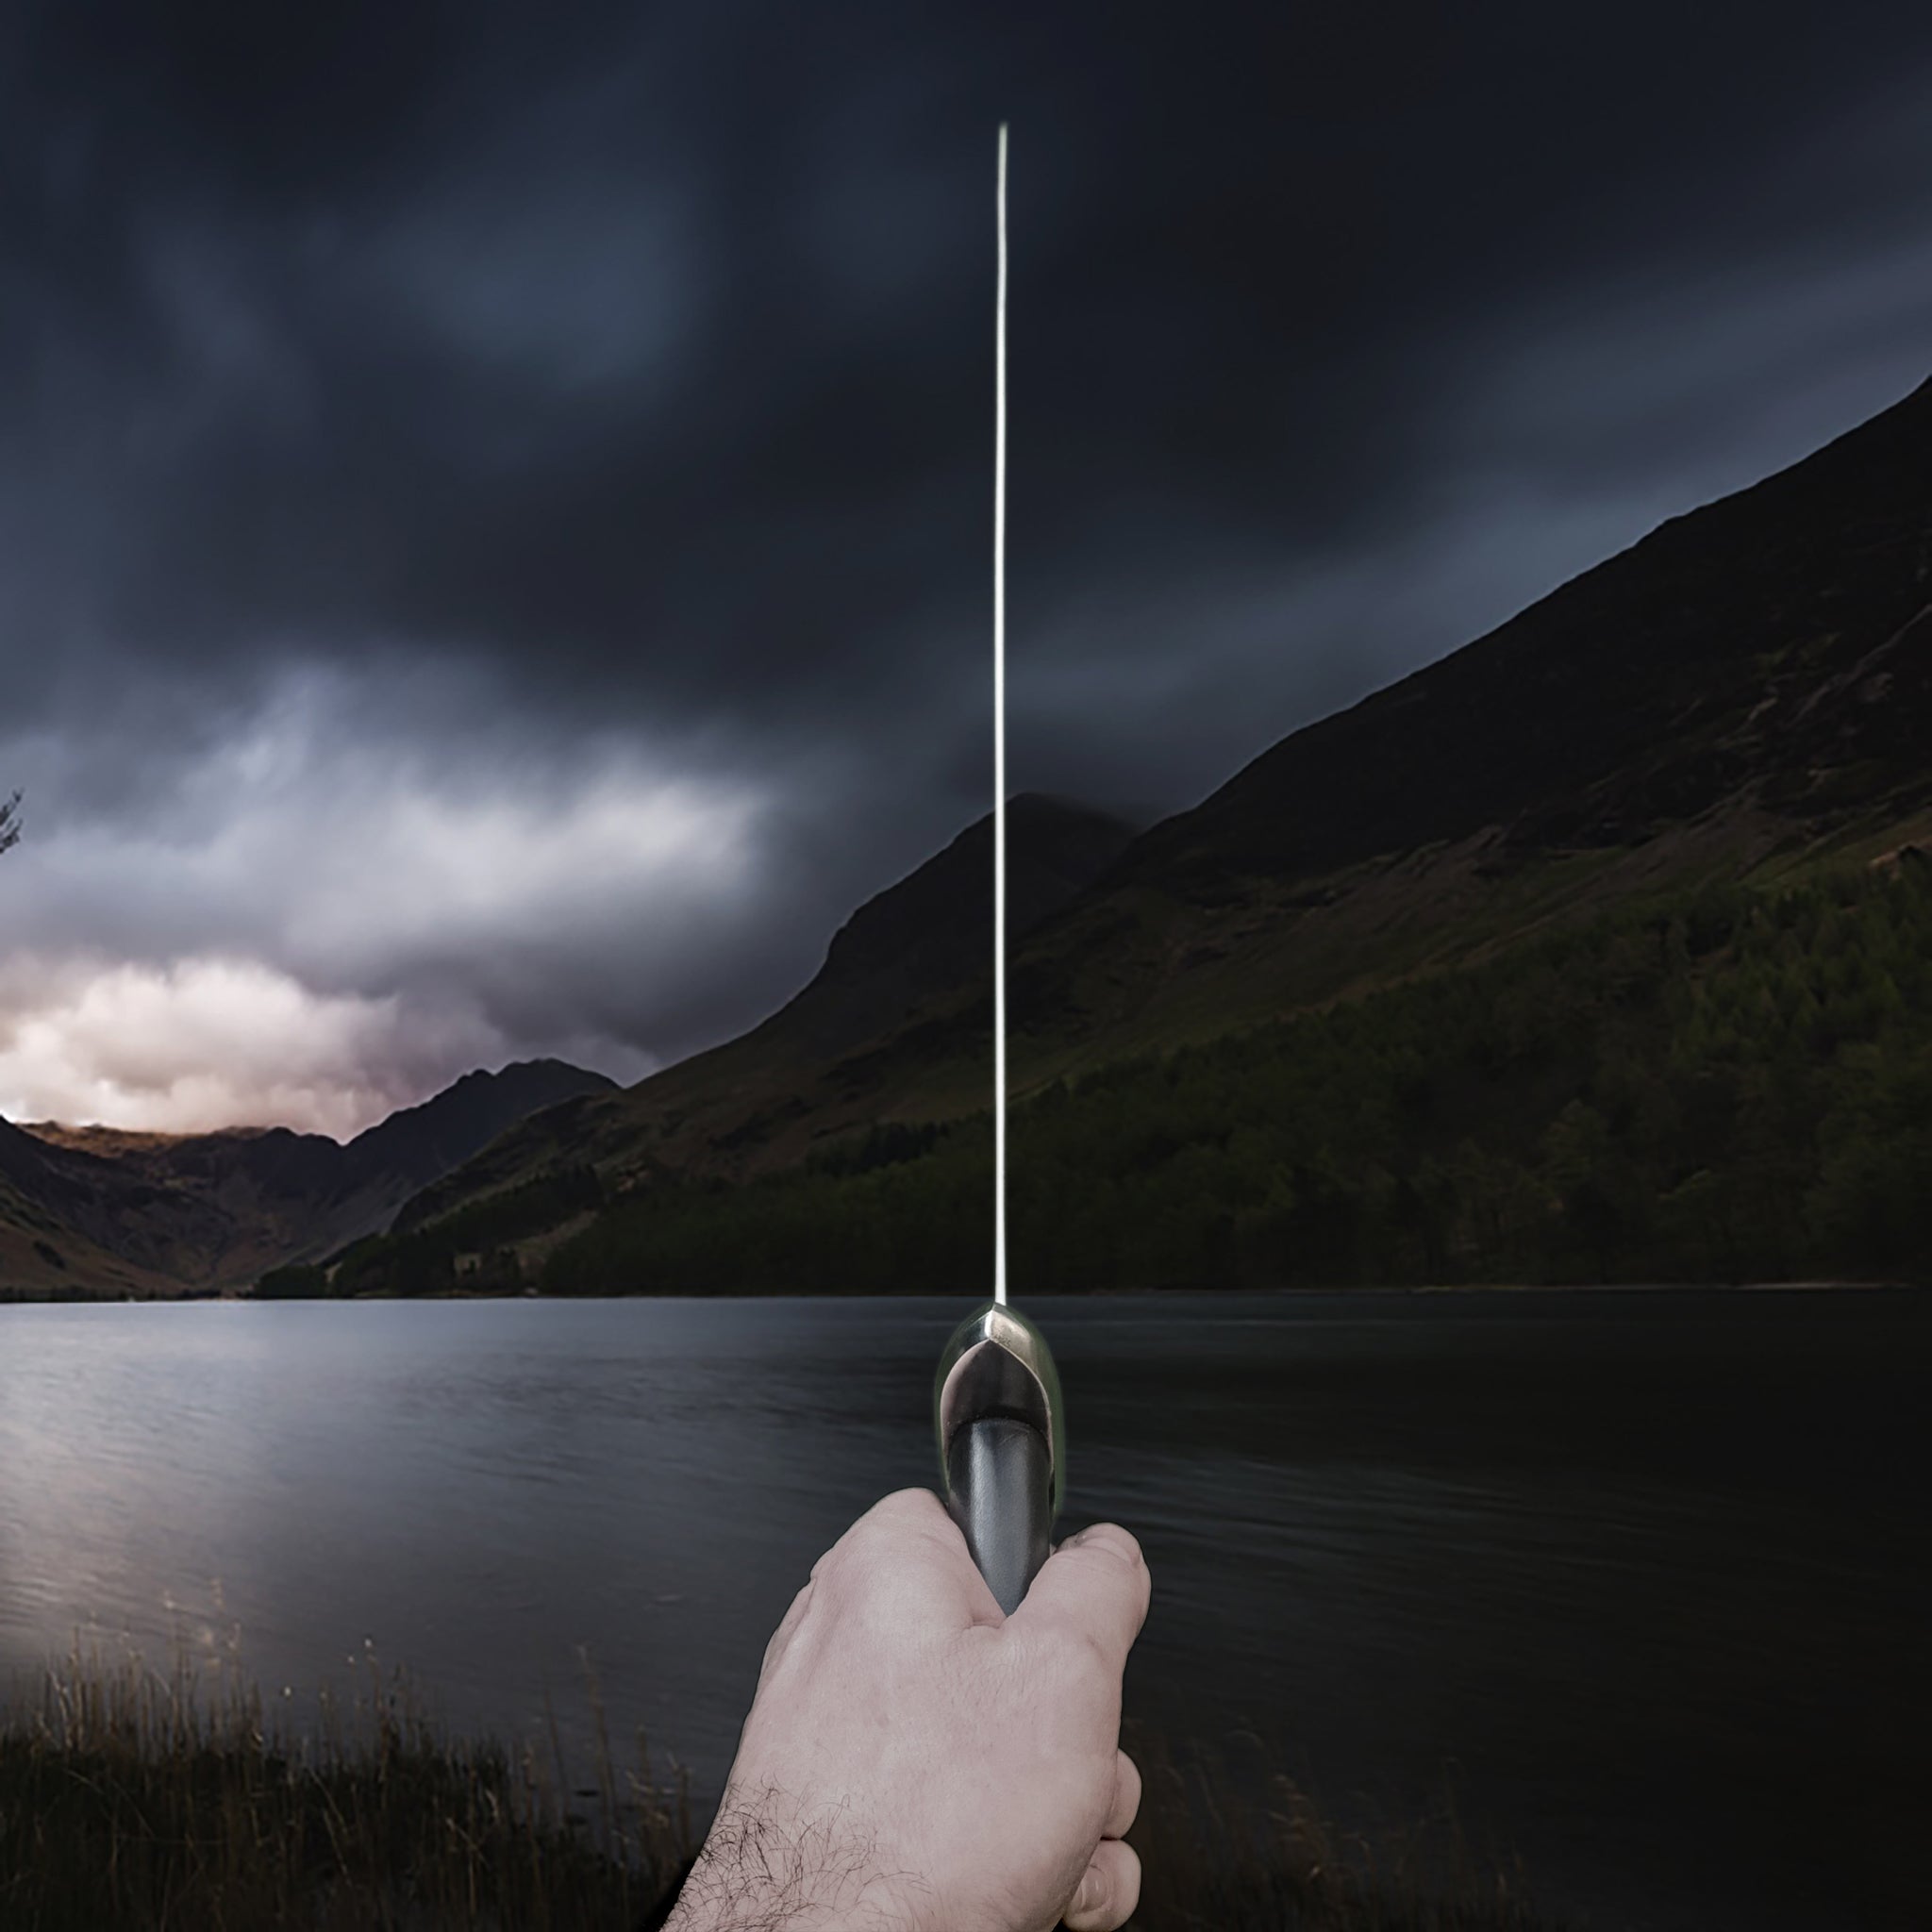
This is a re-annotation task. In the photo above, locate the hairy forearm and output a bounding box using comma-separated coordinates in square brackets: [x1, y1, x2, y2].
[661, 1788, 924, 1932]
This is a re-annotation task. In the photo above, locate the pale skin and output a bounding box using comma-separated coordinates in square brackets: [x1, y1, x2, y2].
[663, 1488, 1151, 1932]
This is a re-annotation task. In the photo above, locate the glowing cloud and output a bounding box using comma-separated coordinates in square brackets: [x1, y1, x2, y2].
[0, 662, 782, 1132]
[0, 954, 502, 1136]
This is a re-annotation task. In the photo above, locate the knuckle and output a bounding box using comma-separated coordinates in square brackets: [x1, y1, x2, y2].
[872, 1486, 941, 1525]
[759, 1581, 815, 1669]
[811, 1490, 944, 1597]
[1073, 1523, 1146, 1574]
[1058, 1624, 1119, 1697]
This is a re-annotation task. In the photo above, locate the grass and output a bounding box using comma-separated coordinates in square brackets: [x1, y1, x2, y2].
[1123, 1722, 1568, 1931]
[0, 1641, 693, 1931]
[0, 1647, 1574, 1932]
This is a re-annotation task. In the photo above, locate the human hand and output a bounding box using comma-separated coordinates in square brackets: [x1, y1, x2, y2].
[662, 1487, 1151, 1932]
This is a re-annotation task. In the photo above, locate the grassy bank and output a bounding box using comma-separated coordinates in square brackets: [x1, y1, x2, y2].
[1, 1650, 1567, 1931]
[0, 1287, 221, 1306]
[0, 1645, 691, 1931]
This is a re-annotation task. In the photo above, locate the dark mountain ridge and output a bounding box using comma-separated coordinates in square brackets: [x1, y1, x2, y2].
[380, 371, 1932, 1261]
[782, 793, 1137, 1058]
[1129, 373, 1932, 896]
[340, 1059, 618, 1191]
[3, 1058, 615, 1293]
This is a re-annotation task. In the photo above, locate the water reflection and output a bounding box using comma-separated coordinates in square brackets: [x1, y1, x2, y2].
[1, 1290, 1926, 1932]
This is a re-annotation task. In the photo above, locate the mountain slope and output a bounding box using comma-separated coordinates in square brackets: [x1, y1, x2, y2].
[341, 1059, 621, 1200]
[970, 372, 1932, 1077]
[3, 1058, 617, 1294]
[534, 848, 1932, 1296]
[1131, 372, 1932, 896]
[0, 1121, 189, 1299]
[392, 794, 1134, 1230]
[375, 373, 1932, 1262]
[778, 793, 1135, 1059]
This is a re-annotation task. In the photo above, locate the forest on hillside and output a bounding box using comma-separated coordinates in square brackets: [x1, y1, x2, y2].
[320, 855, 1932, 1298]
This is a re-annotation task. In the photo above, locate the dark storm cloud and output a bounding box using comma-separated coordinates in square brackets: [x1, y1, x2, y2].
[4, 0, 1932, 1125]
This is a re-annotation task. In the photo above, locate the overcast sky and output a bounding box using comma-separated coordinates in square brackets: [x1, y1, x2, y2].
[3, 1, 1932, 1135]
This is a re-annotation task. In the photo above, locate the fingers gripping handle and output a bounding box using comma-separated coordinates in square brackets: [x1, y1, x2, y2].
[936, 1302, 1064, 1614]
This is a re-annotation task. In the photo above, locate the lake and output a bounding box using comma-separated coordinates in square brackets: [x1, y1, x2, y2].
[1, 1291, 1924, 1930]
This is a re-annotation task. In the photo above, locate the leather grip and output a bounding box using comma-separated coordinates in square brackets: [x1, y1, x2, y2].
[944, 1413, 1053, 1615]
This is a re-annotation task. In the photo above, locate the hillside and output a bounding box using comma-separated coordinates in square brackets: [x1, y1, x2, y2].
[533, 851, 1932, 1295]
[364, 372, 1932, 1287]
[986, 373, 1932, 1080]
[774, 792, 1136, 1060]
[1137, 379, 1932, 894]
[0, 1058, 615, 1295]
[0, 1120, 188, 1300]
[391, 793, 1136, 1231]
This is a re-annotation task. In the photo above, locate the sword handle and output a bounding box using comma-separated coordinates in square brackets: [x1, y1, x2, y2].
[945, 1414, 1053, 1614]
[935, 1301, 1063, 1615]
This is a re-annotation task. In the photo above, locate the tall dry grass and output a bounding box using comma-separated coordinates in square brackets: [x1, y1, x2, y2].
[2, 1648, 1569, 1930]
[0, 1638, 691, 1930]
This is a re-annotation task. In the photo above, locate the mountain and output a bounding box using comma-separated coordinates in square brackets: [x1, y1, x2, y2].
[778, 793, 1136, 1059]
[1133, 372, 1932, 895]
[375, 373, 1932, 1280]
[1, 1058, 616, 1295]
[391, 794, 1136, 1231]
[341, 1058, 621, 1198]
[978, 372, 1932, 1071]
[0, 1120, 187, 1298]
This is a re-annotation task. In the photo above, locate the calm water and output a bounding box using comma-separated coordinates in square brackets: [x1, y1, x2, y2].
[1, 1291, 1925, 1931]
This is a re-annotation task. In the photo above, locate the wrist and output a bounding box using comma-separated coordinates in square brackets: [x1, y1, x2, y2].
[659, 1785, 919, 1932]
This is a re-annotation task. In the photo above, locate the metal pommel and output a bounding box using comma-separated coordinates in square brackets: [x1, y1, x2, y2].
[936, 1302, 1065, 1510]
[935, 1302, 1063, 1611]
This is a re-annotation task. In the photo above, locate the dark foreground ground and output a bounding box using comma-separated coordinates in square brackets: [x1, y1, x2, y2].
[0, 1651, 1565, 1932]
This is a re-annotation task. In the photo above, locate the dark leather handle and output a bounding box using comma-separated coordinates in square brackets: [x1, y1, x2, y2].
[944, 1414, 1053, 1615]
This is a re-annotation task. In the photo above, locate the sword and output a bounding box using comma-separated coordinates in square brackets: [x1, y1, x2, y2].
[935, 123, 1063, 1615]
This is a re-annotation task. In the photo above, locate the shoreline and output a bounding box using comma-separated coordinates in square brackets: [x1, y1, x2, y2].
[1, 1277, 1922, 1307]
